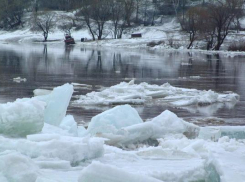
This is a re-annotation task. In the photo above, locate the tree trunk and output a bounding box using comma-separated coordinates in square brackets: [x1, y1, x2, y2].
[44, 32, 48, 42]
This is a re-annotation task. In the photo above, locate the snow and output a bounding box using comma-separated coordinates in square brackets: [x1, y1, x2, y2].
[0, 98, 46, 137]
[74, 81, 239, 108]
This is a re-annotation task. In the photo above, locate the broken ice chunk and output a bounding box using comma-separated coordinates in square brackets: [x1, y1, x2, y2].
[198, 127, 221, 141]
[59, 115, 78, 136]
[87, 105, 143, 135]
[13, 77, 27, 83]
[36, 84, 74, 126]
[0, 98, 45, 137]
[35, 177, 59, 182]
[89, 108, 199, 146]
[0, 151, 39, 182]
[0, 136, 105, 164]
[33, 89, 52, 96]
[78, 161, 162, 182]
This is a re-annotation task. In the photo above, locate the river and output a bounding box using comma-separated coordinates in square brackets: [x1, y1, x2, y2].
[0, 43, 245, 126]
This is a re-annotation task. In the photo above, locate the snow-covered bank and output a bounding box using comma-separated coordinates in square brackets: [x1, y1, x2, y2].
[73, 80, 239, 109]
[2, 19, 245, 56]
[0, 83, 245, 182]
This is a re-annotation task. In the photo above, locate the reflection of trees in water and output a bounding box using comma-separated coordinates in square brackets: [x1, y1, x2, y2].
[78, 50, 164, 80]
[64, 45, 74, 60]
[0, 50, 21, 73]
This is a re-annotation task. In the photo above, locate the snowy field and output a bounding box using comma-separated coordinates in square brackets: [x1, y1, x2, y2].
[0, 83, 245, 182]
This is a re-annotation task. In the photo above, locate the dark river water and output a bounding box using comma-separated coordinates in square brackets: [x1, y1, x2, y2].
[0, 43, 245, 126]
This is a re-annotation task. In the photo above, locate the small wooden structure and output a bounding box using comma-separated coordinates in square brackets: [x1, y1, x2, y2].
[131, 33, 142, 38]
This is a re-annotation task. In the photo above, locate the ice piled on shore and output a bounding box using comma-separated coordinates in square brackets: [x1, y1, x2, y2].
[0, 98, 46, 137]
[74, 81, 239, 108]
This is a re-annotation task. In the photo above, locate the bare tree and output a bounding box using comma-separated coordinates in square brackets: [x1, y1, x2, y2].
[208, 0, 243, 50]
[0, 0, 30, 29]
[90, 0, 111, 40]
[111, 0, 126, 39]
[32, 11, 56, 41]
[76, 0, 111, 40]
[124, 0, 134, 26]
[180, 0, 244, 50]
[58, 14, 75, 35]
[181, 7, 204, 49]
[75, 0, 96, 40]
[171, 0, 180, 17]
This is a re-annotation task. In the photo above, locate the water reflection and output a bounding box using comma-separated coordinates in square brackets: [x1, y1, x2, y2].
[0, 43, 245, 125]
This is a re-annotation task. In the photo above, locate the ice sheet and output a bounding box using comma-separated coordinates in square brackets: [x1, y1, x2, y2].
[74, 81, 239, 108]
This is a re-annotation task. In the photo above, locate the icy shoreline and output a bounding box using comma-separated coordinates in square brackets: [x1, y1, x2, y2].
[2, 25, 245, 57]
[0, 83, 245, 182]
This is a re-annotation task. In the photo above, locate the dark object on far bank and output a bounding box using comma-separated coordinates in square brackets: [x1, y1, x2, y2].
[131, 33, 142, 38]
[64, 34, 75, 45]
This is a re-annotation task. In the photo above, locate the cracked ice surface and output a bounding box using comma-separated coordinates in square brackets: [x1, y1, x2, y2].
[74, 80, 240, 108]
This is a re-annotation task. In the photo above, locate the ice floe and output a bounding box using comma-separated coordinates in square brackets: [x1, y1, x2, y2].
[74, 81, 239, 108]
[89, 108, 199, 146]
[13, 77, 27, 83]
[1, 83, 245, 182]
[33, 89, 52, 96]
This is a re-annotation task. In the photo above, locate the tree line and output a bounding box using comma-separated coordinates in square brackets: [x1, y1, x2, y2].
[0, 0, 244, 50]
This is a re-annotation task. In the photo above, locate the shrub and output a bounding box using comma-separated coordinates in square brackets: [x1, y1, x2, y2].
[228, 41, 245, 51]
